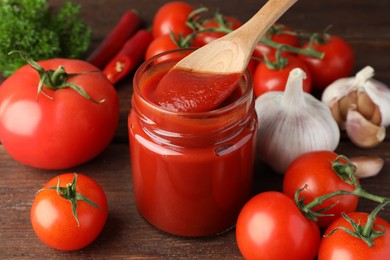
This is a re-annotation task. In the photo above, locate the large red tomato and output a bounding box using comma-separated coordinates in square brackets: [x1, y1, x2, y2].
[31, 173, 108, 250]
[0, 58, 119, 169]
[152, 1, 195, 39]
[283, 151, 359, 228]
[236, 191, 320, 260]
[253, 55, 312, 97]
[318, 212, 390, 260]
[297, 35, 355, 90]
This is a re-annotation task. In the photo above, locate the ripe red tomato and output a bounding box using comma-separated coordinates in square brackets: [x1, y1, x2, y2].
[297, 35, 355, 90]
[145, 34, 181, 60]
[152, 1, 195, 39]
[31, 173, 108, 250]
[318, 212, 390, 260]
[0, 58, 119, 169]
[253, 55, 312, 97]
[283, 151, 359, 228]
[236, 191, 320, 260]
[192, 16, 242, 47]
[253, 23, 299, 59]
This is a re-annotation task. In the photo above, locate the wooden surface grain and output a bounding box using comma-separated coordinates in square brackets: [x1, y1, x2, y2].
[1, 0, 390, 258]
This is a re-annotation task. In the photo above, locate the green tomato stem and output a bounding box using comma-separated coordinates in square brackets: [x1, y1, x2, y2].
[362, 200, 390, 238]
[259, 37, 324, 58]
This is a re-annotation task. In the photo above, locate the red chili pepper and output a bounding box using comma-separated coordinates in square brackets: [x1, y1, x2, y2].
[87, 10, 142, 69]
[103, 29, 153, 84]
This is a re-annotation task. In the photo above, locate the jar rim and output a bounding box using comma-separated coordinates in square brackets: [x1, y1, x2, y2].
[133, 48, 254, 119]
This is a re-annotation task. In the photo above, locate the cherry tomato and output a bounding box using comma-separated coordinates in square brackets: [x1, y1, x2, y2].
[253, 23, 299, 59]
[283, 151, 359, 228]
[31, 173, 108, 250]
[192, 16, 242, 47]
[253, 55, 312, 97]
[0, 58, 119, 169]
[152, 1, 195, 39]
[298, 35, 355, 90]
[236, 191, 320, 260]
[145, 34, 181, 61]
[318, 212, 390, 260]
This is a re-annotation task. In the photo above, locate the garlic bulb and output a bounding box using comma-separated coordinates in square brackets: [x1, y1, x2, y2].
[255, 68, 340, 174]
[321, 66, 390, 148]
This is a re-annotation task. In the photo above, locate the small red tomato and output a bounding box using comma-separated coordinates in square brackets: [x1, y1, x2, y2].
[236, 191, 320, 260]
[318, 212, 390, 260]
[253, 23, 299, 59]
[152, 1, 195, 39]
[298, 35, 355, 90]
[192, 16, 242, 47]
[145, 34, 181, 61]
[253, 55, 312, 97]
[283, 151, 359, 228]
[31, 173, 108, 251]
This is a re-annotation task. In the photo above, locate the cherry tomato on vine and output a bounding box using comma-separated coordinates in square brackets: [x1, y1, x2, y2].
[283, 151, 359, 228]
[31, 173, 108, 251]
[253, 23, 299, 59]
[253, 55, 312, 97]
[192, 16, 242, 47]
[297, 35, 355, 90]
[236, 191, 320, 260]
[152, 1, 195, 39]
[0, 57, 119, 170]
[318, 212, 390, 260]
[145, 34, 178, 60]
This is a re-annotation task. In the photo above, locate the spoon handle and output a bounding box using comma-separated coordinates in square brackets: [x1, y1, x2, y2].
[228, 0, 298, 56]
[175, 0, 297, 74]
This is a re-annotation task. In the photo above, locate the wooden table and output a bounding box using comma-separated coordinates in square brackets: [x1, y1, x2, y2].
[1, 0, 390, 258]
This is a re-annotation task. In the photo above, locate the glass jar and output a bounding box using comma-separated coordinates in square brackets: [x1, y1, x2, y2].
[128, 49, 257, 237]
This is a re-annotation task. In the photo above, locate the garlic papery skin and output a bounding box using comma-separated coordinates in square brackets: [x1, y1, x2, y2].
[255, 68, 340, 174]
[321, 66, 390, 148]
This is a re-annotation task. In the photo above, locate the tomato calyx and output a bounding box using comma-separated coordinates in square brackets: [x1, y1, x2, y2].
[325, 200, 390, 247]
[37, 173, 100, 227]
[10, 51, 105, 104]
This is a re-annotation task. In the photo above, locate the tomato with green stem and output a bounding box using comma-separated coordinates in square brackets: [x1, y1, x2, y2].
[236, 191, 321, 260]
[283, 151, 359, 228]
[297, 34, 355, 90]
[253, 54, 312, 97]
[152, 1, 195, 39]
[145, 33, 190, 61]
[31, 173, 108, 251]
[318, 208, 390, 260]
[191, 14, 242, 47]
[253, 23, 299, 59]
[0, 52, 119, 170]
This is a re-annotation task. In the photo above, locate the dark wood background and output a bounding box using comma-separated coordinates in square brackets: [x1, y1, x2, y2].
[1, 0, 389, 258]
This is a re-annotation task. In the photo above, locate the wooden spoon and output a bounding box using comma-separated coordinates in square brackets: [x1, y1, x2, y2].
[152, 0, 297, 112]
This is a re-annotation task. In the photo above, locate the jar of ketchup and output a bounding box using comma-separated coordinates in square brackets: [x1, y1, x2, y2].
[129, 49, 257, 237]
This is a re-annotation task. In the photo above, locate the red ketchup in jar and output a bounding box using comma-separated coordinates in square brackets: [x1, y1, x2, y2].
[129, 49, 257, 237]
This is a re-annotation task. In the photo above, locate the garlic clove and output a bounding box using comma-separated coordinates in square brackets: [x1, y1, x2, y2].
[337, 91, 357, 129]
[350, 156, 384, 178]
[357, 90, 380, 124]
[345, 108, 386, 148]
